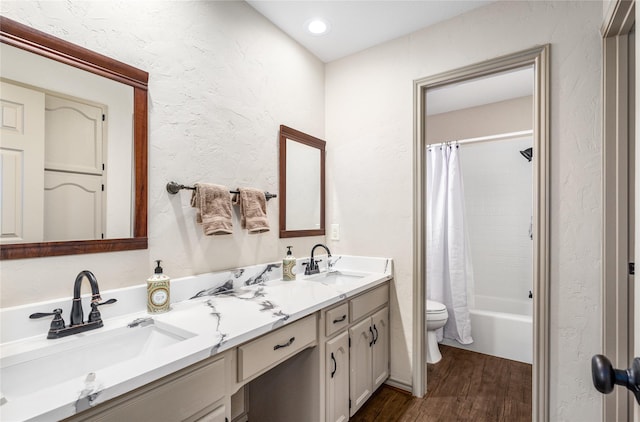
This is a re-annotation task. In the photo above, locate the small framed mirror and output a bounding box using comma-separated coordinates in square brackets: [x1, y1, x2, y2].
[279, 125, 325, 238]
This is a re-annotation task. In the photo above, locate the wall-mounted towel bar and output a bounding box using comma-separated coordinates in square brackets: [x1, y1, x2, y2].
[166, 181, 277, 201]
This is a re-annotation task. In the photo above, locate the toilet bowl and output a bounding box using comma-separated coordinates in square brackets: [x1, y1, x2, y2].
[426, 300, 448, 364]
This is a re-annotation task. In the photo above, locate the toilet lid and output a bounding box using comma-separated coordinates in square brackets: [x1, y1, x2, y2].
[426, 300, 446, 313]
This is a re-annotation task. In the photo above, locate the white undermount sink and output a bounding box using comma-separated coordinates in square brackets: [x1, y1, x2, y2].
[0, 320, 196, 398]
[306, 270, 367, 284]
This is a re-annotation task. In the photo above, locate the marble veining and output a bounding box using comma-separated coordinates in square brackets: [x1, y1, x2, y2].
[244, 264, 280, 286]
[189, 263, 281, 299]
[204, 300, 227, 354]
[75, 373, 101, 413]
[189, 263, 290, 322]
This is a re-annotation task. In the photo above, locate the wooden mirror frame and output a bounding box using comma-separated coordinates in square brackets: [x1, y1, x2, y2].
[279, 125, 325, 238]
[0, 16, 148, 259]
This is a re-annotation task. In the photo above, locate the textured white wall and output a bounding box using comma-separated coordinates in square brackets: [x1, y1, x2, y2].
[426, 96, 533, 144]
[0, 1, 326, 307]
[325, 1, 603, 419]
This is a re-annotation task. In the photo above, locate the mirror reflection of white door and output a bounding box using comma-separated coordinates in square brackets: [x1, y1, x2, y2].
[0, 81, 45, 243]
[44, 93, 105, 241]
[44, 94, 104, 175]
[44, 171, 102, 241]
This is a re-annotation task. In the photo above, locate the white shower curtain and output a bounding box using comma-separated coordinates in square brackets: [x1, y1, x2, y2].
[426, 143, 474, 344]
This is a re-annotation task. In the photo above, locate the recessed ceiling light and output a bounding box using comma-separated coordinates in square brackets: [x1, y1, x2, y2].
[306, 18, 330, 35]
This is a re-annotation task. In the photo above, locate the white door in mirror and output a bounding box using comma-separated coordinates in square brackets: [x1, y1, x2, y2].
[0, 81, 45, 243]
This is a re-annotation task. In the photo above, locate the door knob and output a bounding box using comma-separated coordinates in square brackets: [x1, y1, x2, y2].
[591, 354, 640, 404]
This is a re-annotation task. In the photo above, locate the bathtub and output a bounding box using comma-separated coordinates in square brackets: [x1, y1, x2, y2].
[440, 294, 533, 364]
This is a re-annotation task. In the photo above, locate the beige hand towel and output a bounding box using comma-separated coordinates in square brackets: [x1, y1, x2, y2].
[233, 187, 270, 233]
[190, 183, 233, 235]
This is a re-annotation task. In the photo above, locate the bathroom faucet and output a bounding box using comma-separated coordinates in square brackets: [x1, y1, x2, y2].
[71, 270, 101, 326]
[30, 270, 116, 339]
[305, 244, 332, 275]
[328, 256, 342, 273]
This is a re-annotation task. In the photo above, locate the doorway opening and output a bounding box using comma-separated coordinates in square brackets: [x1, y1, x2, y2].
[412, 45, 550, 421]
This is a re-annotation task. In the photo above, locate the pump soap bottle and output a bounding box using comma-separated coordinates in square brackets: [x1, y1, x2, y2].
[147, 260, 170, 313]
[283, 246, 296, 281]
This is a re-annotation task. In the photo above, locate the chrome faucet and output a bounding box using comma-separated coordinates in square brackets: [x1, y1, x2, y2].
[30, 270, 116, 339]
[328, 256, 342, 273]
[304, 243, 332, 275]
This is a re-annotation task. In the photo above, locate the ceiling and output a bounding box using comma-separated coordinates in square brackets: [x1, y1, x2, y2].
[246, 0, 532, 113]
[246, 0, 495, 63]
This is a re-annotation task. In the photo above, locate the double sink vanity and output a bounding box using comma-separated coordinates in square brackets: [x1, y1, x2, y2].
[0, 255, 392, 422]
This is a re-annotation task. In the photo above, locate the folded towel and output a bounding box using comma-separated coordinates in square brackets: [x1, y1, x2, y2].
[190, 183, 233, 235]
[233, 187, 270, 233]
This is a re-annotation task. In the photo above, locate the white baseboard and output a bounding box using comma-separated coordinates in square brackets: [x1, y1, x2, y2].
[384, 377, 413, 394]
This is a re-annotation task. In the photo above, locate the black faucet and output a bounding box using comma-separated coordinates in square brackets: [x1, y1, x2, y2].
[30, 270, 117, 339]
[304, 244, 332, 275]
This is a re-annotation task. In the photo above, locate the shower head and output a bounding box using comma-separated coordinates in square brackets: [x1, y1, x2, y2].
[520, 147, 533, 162]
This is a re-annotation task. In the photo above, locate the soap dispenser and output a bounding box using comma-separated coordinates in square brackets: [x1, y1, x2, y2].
[147, 260, 170, 313]
[283, 246, 296, 281]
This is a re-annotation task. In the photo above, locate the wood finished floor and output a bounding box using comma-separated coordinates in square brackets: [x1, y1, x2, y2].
[350, 345, 532, 422]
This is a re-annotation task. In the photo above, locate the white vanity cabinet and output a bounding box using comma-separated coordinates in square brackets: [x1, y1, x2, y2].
[237, 314, 317, 383]
[61, 281, 389, 422]
[370, 307, 389, 391]
[323, 282, 390, 421]
[348, 306, 389, 416]
[196, 404, 227, 422]
[63, 353, 230, 422]
[325, 330, 350, 422]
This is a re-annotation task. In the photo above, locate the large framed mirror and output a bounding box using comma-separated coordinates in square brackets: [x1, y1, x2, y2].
[0, 16, 148, 259]
[279, 125, 325, 238]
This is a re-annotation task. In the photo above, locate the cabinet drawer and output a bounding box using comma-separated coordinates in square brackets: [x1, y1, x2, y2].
[237, 314, 317, 382]
[350, 283, 389, 322]
[325, 302, 349, 337]
[70, 355, 226, 422]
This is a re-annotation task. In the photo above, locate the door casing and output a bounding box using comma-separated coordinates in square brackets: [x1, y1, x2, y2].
[412, 45, 550, 421]
[601, 1, 635, 420]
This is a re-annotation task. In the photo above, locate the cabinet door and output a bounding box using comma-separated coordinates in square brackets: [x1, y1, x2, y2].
[371, 307, 389, 391]
[196, 403, 226, 422]
[69, 356, 226, 422]
[349, 318, 373, 416]
[326, 331, 349, 422]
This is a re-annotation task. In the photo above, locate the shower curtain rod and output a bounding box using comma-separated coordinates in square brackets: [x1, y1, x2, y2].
[432, 129, 533, 146]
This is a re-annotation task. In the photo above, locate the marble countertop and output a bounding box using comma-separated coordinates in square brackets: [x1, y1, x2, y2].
[0, 255, 392, 422]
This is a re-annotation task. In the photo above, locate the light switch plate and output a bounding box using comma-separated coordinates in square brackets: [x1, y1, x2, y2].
[330, 223, 340, 240]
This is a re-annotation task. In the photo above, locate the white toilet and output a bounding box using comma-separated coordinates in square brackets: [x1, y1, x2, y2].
[426, 300, 448, 364]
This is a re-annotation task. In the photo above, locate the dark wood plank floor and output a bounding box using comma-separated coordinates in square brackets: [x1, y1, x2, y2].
[350, 345, 532, 422]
